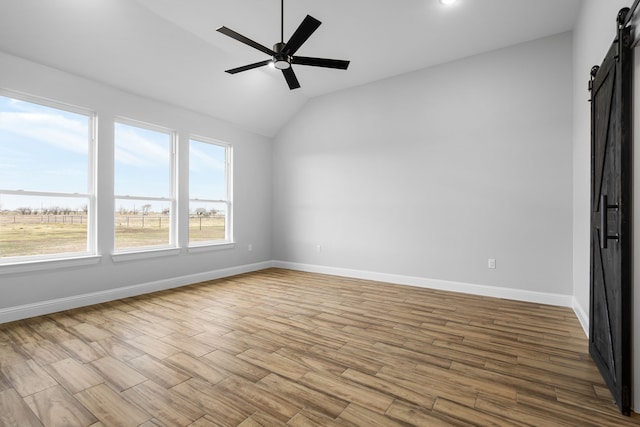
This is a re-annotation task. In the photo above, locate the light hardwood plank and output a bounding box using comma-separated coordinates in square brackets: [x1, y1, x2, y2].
[202, 350, 269, 382]
[257, 374, 348, 418]
[172, 378, 255, 426]
[59, 338, 102, 363]
[237, 348, 309, 381]
[24, 385, 97, 427]
[126, 354, 190, 389]
[0, 343, 29, 368]
[91, 337, 146, 362]
[299, 371, 393, 414]
[215, 375, 300, 422]
[74, 383, 150, 426]
[337, 403, 405, 427]
[71, 323, 111, 342]
[1, 359, 58, 397]
[433, 398, 524, 427]
[90, 357, 147, 392]
[125, 335, 181, 360]
[385, 400, 460, 427]
[341, 368, 435, 408]
[45, 358, 104, 394]
[0, 388, 41, 427]
[159, 333, 216, 357]
[165, 352, 226, 385]
[122, 380, 204, 426]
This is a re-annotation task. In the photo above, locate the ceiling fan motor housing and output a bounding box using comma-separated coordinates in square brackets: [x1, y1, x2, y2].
[272, 42, 291, 69]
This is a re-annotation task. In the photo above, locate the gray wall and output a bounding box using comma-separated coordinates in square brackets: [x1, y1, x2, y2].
[272, 33, 573, 296]
[572, 0, 640, 410]
[0, 52, 272, 316]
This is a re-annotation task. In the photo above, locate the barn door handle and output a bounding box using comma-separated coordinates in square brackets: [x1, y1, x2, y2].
[600, 194, 619, 249]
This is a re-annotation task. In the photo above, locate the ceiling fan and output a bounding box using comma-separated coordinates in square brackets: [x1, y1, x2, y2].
[216, 0, 350, 90]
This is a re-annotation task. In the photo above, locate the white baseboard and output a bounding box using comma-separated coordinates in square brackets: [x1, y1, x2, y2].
[0, 260, 583, 328]
[572, 298, 589, 337]
[272, 260, 575, 308]
[0, 261, 273, 324]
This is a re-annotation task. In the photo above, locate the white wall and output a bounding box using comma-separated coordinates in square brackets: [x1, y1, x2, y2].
[571, 0, 639, 411]
[272, 33, 573, 299]
[0, 51, 272, 319]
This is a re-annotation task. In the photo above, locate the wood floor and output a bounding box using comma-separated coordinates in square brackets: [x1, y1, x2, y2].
[0, 268, 638, 427]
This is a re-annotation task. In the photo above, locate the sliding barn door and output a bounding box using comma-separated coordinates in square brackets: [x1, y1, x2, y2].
[589, 25, 632, 416]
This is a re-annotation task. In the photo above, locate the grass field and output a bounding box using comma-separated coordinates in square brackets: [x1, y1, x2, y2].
[0, 214, 226, 257]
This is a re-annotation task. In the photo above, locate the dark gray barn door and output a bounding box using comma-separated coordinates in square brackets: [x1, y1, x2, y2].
[589, 24, 632, 416]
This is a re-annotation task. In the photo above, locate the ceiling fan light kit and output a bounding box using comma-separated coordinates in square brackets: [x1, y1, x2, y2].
[217, 0, 350, 90]
[272, 42, 291, 70]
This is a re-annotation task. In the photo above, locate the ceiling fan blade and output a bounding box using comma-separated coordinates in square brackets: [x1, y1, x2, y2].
[225, 60, 273, 74]
[292, 56, 350, 70]
[282, 67, 301, 90]
[217, 26, 275, 56]
[282, 15, 321, 56]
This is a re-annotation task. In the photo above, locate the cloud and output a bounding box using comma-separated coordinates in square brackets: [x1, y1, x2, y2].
[189, 143, 225, 173]
[0, 98, 89, 154]
[114, 124, 170, 167]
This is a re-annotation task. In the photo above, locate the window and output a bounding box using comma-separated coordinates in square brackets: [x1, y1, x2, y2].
[114, 121, 175, 251]
[0, 93, 95, 261]
[189, 137, 231, 245]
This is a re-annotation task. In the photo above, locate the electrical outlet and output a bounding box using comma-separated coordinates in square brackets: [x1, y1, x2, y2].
[488, 258, 496, 269]
[248, 244, 253, 252]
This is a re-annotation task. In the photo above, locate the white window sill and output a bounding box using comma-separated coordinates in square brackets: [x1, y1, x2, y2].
[111, 247, 181, 263]
[0, 254, 102, 275]
[188, 242, 235, 254]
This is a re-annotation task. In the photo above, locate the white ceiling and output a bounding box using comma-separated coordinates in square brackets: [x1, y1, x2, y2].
[0, 0, 581, 137]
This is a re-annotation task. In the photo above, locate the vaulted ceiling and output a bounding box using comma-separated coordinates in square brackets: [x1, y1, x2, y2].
[0, 0, 581, 136]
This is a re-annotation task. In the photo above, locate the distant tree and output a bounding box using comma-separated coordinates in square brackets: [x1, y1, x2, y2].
[195, 207, 207, 216]
[142, 204, 152, 215]
[161, 208, 170, 215]
[209, 209, 218, 216]
[81, 205, 88, 214]
[16, 207, 32, 215]
[48, 206, 62, 215]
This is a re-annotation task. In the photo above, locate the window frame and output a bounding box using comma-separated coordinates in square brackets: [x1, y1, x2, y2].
[188, 135, 233, 248]
[0, 89, 98, 265]
[113, 118, 177, 254]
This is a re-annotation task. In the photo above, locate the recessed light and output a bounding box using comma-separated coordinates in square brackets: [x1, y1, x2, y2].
[440, 0, 457, 4]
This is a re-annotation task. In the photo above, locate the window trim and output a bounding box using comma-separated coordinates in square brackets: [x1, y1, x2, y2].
[0, 90, 97, 264]
[188, 135, 233, 247]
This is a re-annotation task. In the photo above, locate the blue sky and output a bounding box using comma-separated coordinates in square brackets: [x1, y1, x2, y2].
[0, 96, 227, 213]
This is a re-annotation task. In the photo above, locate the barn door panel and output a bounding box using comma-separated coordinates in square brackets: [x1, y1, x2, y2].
[589, 23, 632, 416]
